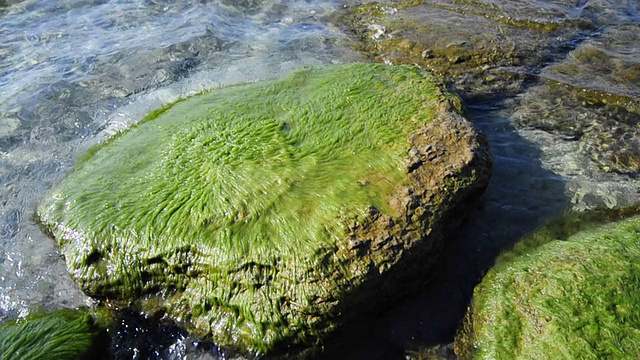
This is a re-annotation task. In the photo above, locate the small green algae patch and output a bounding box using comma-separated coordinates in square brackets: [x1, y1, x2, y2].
[0, 309, 104, 360]
[37, 63, 484, 354]
[455, 213, 640, 359]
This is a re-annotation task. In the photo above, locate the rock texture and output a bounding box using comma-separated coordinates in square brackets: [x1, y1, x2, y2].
[455, 211, 640, 359]
[514, 24, 640, 175]
[343, 0, 596, 98]
[37, 63, 491, 355]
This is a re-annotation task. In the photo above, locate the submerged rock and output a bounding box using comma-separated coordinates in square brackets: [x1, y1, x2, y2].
[514, 24, 640, 175]
[455, 211, 640, 359]
[37, 63, 491, 355]
[342, 0, 597, 99]
[0, 309, 105, 360]
[343, 0, 640, 196]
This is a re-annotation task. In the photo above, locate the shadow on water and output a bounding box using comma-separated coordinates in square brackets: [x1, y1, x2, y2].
[316, 100, 571, 360]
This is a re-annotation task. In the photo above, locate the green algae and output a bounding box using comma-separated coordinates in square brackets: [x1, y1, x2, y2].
[455, 212, 640, 359]
[36, 63, 481, 354]
[42, 63, 441, 270]
[0, 309, 104, 360]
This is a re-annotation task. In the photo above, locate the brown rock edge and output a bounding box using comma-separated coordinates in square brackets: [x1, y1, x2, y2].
[305, 100, 492, 355]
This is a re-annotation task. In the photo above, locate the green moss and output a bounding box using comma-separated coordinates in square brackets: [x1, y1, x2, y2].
[38, 63, 455, 353]
[456, 213, 640, 359]
[496, 206, 640, 265]
[41, 62, 439, 270]
[0, 309, 104, 360]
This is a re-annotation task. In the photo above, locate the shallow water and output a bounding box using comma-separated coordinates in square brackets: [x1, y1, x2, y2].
[0, 0, 361, 356]
[1, 0, 640, 359]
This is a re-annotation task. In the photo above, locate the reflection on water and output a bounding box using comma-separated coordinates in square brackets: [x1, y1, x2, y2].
[1, 0, 640, 358]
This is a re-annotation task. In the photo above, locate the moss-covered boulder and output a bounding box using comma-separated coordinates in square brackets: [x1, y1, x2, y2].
[0, 309, 105, 360]
[455, 213, 640, 359]
[37, 63, 491, 354]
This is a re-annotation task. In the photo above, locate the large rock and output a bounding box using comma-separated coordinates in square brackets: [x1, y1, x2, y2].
[37, 63, 491, 354]
[455, 211, 640, 359]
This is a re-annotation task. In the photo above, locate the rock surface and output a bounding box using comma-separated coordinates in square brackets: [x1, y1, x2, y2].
[514, 24, 640, 175]
[37, 63, 491, 355]
[343, 0, 595, 99]
[455, 211, 640, 359]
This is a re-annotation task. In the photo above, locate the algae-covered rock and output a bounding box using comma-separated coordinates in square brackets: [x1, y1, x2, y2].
[455, 213, 640, 359]
[0, 309, 105, 360]
[37, 63, 491, 354]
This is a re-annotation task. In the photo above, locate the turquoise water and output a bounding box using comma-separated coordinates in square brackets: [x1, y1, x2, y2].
[1, 0, 639, 359]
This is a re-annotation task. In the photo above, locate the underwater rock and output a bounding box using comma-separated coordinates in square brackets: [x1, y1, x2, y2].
[0, 309, 105, 360]
[342, 0, 597, 99]
[37, 63, 491, 355]
[514, 24, 640, 175]
[455, 212, 640, 359]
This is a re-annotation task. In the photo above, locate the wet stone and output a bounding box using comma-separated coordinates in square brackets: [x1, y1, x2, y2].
[514, 24, 640, 175]
[455, 212, 640, 359]
[37, 63, 492, 356]
[343, 0, 597, 99]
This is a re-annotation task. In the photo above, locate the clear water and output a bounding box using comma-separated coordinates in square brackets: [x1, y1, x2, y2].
[0, 0, 360, 328]
[1, 0, 640, 359]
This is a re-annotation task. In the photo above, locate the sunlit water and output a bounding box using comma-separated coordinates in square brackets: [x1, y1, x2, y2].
[1, 0, 640, 359]
[0, 1, 361, 356]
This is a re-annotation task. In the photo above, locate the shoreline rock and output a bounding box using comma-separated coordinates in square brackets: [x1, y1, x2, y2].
[341, 1, 640, 178]
[37, 63, 491, 355]
[340, 0, 595, 99]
